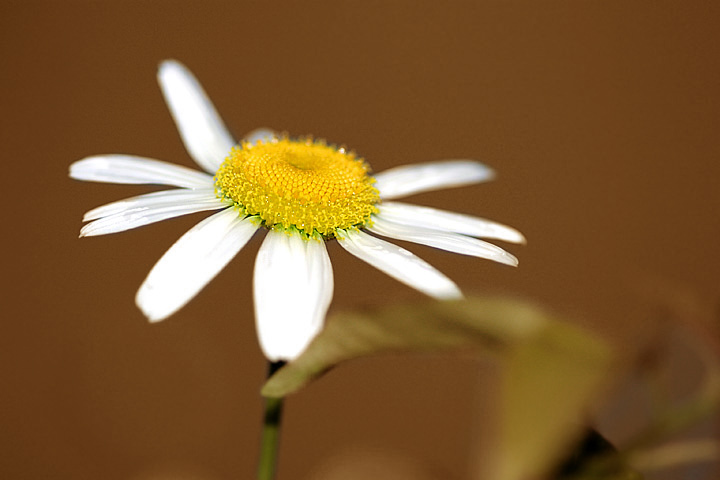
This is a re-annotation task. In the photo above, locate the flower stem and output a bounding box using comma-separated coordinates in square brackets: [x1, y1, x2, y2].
[257, 361, 286, 480]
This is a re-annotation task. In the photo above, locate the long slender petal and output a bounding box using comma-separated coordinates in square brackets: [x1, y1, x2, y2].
[254, 231, 334, 361]
[373, 160, 495, 200]
[81, 191, 227, 237]
[83, 188, 220, 221]
[136, 207, 258, 322]
[157, 60, 236, 173]
[337, 230, 462, 299]
[368, 215, 518, 266]
[377, 201, 526, 244]
[70, 155, 214, 188]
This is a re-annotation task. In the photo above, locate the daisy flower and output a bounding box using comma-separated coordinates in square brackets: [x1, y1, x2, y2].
[70, 60, 524, 361]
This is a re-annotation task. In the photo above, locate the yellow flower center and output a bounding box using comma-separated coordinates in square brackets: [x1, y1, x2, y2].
[215, 137, 379, 237]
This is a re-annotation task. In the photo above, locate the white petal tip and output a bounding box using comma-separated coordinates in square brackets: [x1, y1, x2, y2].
[135, 291, 170, 323]
[78, 223, 110, 238]
[437, 286, 464, 301]
[157, 60, 190, 89]
[500, 230, 527, 245]
[500, 253, 520, 267]
[479, 166, 496, 181]
[158, 59, 183, 74]
[68, 159, 90, 180]
[258, 339, 314, 362]
[504, 228, 527, 245]
[146, 314, 168, 324]
[262, 348, 303, 363]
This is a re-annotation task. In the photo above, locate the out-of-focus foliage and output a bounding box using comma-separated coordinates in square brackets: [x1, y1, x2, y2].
[264, 293, 720, 479]
[263, 296, 620, 479]
[494, 317, 615, 480]
[262, 296, 611, 397]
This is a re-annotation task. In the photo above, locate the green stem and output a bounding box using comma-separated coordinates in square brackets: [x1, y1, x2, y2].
[257, 361, 286, 480]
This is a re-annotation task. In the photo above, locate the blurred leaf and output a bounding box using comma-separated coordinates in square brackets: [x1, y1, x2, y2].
[262, 295, 616, 480]
[263, 296, 564, 397]
[494, 317, 615, 480]
[629, 439, 719, 474]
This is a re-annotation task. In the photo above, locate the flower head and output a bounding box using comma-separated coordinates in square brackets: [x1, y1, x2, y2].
[70, 60, 524, 361]
[215, 137, 379, 237]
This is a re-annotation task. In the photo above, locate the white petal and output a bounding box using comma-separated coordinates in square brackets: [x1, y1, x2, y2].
[136, 207, 258, 322]
[242, 128, 277, 145]
[377, 201, 526, 244]
[158, 60, 236, 173]
[70, 155, 214, 188]
[81, 190, 227, 237]
[83, 188, 220, 221]
[368, 215, 518, 266]
[254, 231, 334, 361]
[337, 230, 462, 300]
[374, 160, 495, 200]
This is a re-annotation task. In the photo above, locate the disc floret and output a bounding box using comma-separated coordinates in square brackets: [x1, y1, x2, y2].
[215, 137, 379, 238]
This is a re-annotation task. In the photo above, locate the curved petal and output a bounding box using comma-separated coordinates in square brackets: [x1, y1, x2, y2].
[80, 190, 227, 237]
[373, 160, 495, 200]
[254, 231, 334, 361]
[377, 201, 526, 244]
[70, 155, 214, 188]
[136, 207, 258, 322]
[158, 60, 236, 173]
[368, 215, 518, 266]
[337, 230, 462, 300]
[83, 188, 221, 221]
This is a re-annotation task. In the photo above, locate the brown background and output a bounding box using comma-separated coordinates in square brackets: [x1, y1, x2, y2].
[2, 1, 719, 479]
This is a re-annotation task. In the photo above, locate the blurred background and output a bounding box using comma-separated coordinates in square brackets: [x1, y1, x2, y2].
[2, 1, 719, 479]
